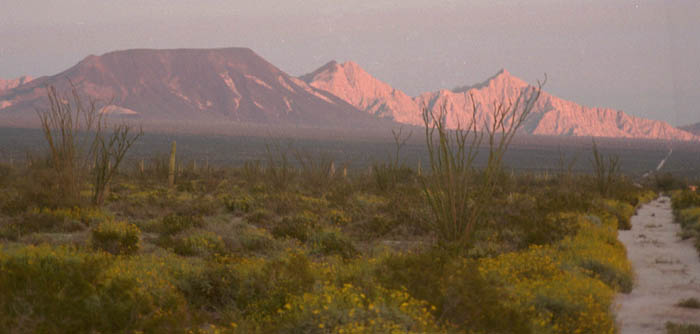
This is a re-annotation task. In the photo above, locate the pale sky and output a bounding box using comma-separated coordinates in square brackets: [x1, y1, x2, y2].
[1, 0, 699, 126]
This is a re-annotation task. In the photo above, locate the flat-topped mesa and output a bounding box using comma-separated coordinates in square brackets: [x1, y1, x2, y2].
[0, 48, 387, 128]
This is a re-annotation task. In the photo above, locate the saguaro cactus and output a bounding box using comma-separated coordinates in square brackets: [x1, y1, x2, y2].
[168, 141, 176, 187]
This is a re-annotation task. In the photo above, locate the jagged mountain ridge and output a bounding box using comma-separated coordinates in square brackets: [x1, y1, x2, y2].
[0, 48, 385, 128]
[302, 62, 698, 141]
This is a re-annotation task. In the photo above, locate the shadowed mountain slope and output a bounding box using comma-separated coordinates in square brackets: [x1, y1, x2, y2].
[0, 48, 387, 129]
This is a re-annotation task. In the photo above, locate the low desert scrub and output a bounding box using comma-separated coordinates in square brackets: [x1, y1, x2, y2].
[160, 212, 204, 235]
[310, 228, 358, 259]
[671, 190, 700, 255]
[0, 125, 666, 333]
[591, 141, 621, 197]
[271, 212, 317, 242]
[91, 220, 141, 255]
[0, 245, 188, 333]
[269, 282, 444, 334]
[667, 322, 700, 334]
[421, 78, 544, 246]
[598, 199, 636, 230]
[676, 297, 700, 309]
[171, 230, 226, 257]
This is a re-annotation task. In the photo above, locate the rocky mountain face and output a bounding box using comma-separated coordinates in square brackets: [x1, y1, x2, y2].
[0, 76, 32, 94]
[0, 48, 383, 128]
[302, 63, 698, 141]
[300, 61, 422, 125]
[1, 47, 696, 141]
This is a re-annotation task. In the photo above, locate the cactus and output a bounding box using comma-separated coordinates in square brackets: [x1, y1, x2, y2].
[168, 141, 176, 187]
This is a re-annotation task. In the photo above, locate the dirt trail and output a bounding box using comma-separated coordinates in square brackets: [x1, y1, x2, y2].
[616, 196, 700, 333]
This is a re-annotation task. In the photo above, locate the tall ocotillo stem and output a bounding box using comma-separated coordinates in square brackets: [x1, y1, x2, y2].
[168, 141, 176, 187]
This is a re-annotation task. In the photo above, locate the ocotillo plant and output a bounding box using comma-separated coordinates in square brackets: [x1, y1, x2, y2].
[168, 141, 176, 187]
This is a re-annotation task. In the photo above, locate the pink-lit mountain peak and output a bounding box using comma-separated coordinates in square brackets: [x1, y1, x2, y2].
[300, 59, 422, 124]
[304, 60, 698, 141]
[452, 68, 529, 94]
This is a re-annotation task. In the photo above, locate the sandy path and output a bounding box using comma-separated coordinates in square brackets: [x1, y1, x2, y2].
[615, 196, 700, 333]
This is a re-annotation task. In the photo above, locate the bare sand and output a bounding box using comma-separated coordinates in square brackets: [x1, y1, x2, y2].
[615, 196, 700, 333]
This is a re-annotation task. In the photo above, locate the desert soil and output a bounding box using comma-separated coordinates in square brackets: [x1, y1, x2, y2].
[616, 196, 700, 333]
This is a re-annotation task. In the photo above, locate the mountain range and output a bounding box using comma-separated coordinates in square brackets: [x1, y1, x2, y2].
[0, 47, 697, 141]
[0, 48, 383, 128]
[301, 61, 698, 141]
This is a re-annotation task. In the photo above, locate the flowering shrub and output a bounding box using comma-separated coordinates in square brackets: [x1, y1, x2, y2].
[31, 206, 109, 226]
[161, 213, 204, 235]
[671, 190, 700, 255]
[311, 228, 358, 259]
[0, 245, 188, 333]
[327, 209, 350, 226]
[269, 283, 444, 334]
[272, 211, 318, 242]
[479, 243, 617, 334]
[224, 193, 254, 214]
[597, 199, 636, 230]
[173, 230, 226, 257]
[636, 190, 657, 206]
[91, 220, 141, 255]
[477, 212, 631, 333]
[672, 189, 700, 213]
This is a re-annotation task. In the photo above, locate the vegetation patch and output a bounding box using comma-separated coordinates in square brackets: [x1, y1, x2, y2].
[91, 220, 141, 255]
[667, 322, 700, 334]
[676, 297, 700, 309]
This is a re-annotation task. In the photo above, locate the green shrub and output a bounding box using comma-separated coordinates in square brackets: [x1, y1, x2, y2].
[311, 228, 358, 259]
[598, 199, 635, 230]
[677, 207, 700, 229]
[224, 193, 254, 214]
[676, 298, 700, 309]
[672, 190, 700, 212]
[667, 322, 700, 334]
[245, 208, 274, 225]
[352, 214, 396, 238]
[0, 245, 188, 333]
[272, 212, 317, 242]
[218, 224, 277, 255]
[578, 258, 633, 293]
[269, 282, 444, 334]
[177, 195, 220, 217]
[479, 245, 617, 333]
[327, 209, 350, 226]
[91, 220, 141, 255]
[172, 230, 226, 257]
[177, 251, 315, 317]
[161, 213, 204, 235]
[377, 249, 530, 333]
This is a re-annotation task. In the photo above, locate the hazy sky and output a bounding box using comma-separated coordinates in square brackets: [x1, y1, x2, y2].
[1, 0, 699, 126]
